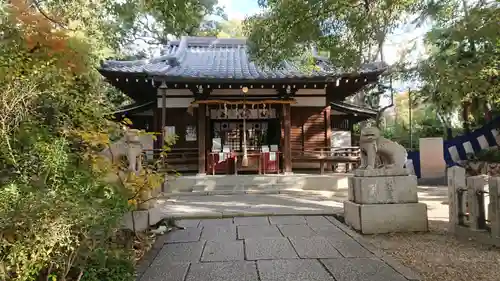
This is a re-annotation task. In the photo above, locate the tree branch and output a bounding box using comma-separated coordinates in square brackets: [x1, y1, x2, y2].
[31, 0, 75, 31]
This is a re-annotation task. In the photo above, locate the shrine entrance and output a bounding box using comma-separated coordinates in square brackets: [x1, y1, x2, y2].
[202, 102, 284, 174]
[211, 120, 280, 151]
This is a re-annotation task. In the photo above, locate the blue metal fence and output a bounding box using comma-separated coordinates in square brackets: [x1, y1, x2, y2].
[407, 116, 500, 177]
[443, 116, 500, 167]
[407, 150, 421, 178]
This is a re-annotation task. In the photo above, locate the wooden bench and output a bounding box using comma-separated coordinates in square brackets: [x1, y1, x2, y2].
[292, 147, 361, 174]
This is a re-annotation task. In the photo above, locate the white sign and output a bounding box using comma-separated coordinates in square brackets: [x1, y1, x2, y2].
[331, 131, 351, 147]
[212, 138, 222, 151]
[269, 152, 276, 161]
[185, 126, 197, 141]
[163, 126, 175, 137]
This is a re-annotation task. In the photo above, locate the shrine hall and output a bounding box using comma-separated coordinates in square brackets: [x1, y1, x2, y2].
[99, 36, 385, 175]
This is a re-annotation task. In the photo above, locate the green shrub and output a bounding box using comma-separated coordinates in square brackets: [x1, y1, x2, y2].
[472, 149, 500, 163]
[80, 248, 135, 281]
[0, 5, 154, 281]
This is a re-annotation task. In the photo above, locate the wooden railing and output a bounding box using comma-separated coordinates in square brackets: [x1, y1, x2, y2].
[448, 166, 500, 246]
[142, 148, 199, 172]
[291, 146, 361, 174]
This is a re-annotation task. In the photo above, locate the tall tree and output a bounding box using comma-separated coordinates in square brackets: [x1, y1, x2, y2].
[243, 0, 424, 127]
[110, 0, 226, 48]
[218, 19, 245, 38]
[415, 0, 499, 131]
[243, 0, 423, 69]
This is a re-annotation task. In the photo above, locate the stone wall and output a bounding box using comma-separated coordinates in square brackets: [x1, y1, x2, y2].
[121, 129, 164, 232]
[447, 166, 500, 246]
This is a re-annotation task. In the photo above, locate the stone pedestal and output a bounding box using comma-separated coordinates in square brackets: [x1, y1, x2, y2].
[344, 170, 428, 234]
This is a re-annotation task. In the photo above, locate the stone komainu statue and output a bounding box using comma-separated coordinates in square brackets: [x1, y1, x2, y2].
[359, 127, 408, 170]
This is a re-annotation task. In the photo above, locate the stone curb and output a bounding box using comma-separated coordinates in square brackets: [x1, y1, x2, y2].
[161, 189, 345, 197]
[164, 210, 343, 220]
[325, 216, 422, 281]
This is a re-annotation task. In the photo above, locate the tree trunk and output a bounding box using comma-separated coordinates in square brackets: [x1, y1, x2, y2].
[446, 127, 453, 140]
[462, 101, 471, 133]
[484, 101, 492, 122]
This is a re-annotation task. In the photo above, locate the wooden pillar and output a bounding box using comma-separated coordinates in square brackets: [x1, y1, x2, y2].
[324, 106, 332, 148]
[159, 81, 167, 147]
[152, 108, 159, 150]
[282, 103, 292, 174]
[153, 82, 167, 149]
[324, 105, 332, 171]
[198, 104, 207, 175]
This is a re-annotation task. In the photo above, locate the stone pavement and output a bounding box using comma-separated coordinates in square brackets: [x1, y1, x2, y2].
[155, 184, 449, 221]
[156, 194, 345, 219]
[137, 215, 420, 281]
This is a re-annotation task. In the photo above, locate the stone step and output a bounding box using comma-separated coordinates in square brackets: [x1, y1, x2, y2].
[164, 173, 351, 194]
[162, 188, 348, 198]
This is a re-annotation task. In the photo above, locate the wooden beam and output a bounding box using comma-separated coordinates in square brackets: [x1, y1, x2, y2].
[198, 104, 207, 175]
[191, 99, 297, 105]
[282, 103, 292, 173]
[324, 106, 332, 171]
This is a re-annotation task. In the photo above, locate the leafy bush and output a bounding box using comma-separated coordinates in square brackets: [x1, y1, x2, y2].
[0, 3, 165, 280]
[471, 149, 500, 163]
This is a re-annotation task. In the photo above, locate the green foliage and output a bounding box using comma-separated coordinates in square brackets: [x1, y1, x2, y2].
[382, 92, 462, 149]
[110, 0, 226, 46]
[471, 149, 500, 163]
[80, 248, 135, 281]
[414, 1, 499, 124]
[218, 19, 245, 38]
[243, 0, 423, 127]
[0, 1, 184, 280]
[244, 0, 422, 69]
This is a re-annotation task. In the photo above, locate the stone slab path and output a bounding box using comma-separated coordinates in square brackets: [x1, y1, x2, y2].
[137, 215, 420, 281]
[155, 184, 449, 221]
[155, 194, 345, 219]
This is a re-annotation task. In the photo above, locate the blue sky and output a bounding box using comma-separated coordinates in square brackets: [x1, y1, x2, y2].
[218, 0, 261, 20]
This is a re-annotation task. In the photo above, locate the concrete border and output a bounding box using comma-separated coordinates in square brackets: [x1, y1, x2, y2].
[124, 205, 345, 232]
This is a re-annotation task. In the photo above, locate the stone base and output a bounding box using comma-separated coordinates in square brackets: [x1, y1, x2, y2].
[417, 176, 447, 186]
[349, 175, 418, 204]
[354, 168, 410, 177]
[121, 207, 164, 232]
[344, 201, 428, 234]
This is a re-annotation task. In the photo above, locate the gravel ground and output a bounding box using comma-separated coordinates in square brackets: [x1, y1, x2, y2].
[365, 220, 500, 281]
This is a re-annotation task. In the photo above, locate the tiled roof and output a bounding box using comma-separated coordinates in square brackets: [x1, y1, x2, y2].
[100, 36, 387, 81]
[330, 101, 377, 117]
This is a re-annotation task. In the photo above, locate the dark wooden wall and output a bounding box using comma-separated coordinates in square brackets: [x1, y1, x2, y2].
[285, 107, 328, 151]
[154, 107, 198, 149]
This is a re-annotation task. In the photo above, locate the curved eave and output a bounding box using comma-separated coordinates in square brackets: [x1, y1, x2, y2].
[109, 100, 155, 120]
[97, 68, 386, 84]
[331, 101, 377, 119]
